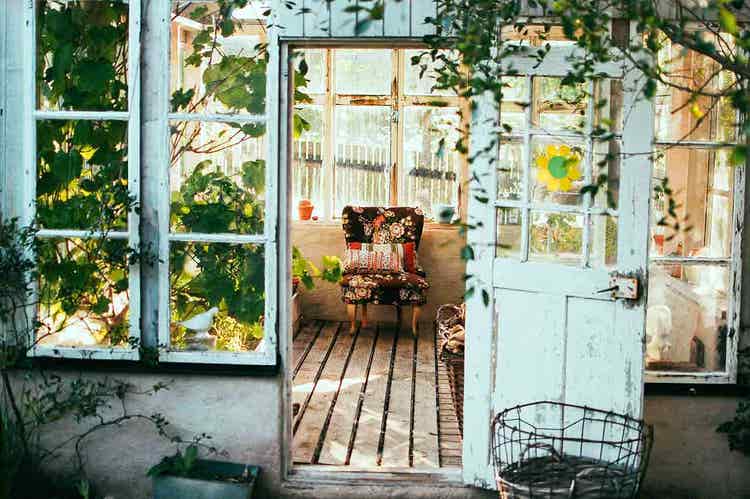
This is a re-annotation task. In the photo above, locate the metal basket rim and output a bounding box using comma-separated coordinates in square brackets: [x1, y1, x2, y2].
[493, 401, 651, 446]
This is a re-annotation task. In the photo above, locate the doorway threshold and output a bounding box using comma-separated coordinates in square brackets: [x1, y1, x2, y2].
[286, 464, 463, 488]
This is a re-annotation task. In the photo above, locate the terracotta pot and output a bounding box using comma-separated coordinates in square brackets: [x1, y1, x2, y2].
[298, 200, 314, 220]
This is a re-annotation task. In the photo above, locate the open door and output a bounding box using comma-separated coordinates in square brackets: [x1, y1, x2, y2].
[462, 43, 653, 487]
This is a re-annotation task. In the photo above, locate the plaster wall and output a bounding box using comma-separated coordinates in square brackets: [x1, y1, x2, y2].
[22, 370, 750, 499]
[291, 222, 467, 323]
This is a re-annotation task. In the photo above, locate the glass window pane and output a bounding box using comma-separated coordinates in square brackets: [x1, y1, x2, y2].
[37, 237, 131, 349]
[401, 107, 461, 219]
[646, 264, 729, 372]
[595, 80, 623, 135]
[497, 141, 523, 201]
[170, 242, 265, 352]
[37, 0, 129, 111]
[529, 211, 583, 265]
[533, 77, 589, 132]
[530, 138, 585, 206]
[650, 148, 734, 258]
[170, 120, 266, 234]
[654, 35, 738, 143]
[496, 208, 522, 258]
[292, 105, 324, 220]
[295, 49, 326, 95]
[591, 139, 620, 209]
[37, 120, 129, 231]
[404, 49, 458, 96]
[334, 49, 392, 95]
[170, 1, 268, 114]
[334, 106, 391, 213]
[500, 77, 528, 132]
[589, 215, 618, 268]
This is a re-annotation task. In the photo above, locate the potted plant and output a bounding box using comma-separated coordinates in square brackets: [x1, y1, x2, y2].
[149, 445, 260, 499]
[291, 247, 342, 332]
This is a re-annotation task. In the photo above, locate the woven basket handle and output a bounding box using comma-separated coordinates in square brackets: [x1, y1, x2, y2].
[518, 442, 563, 464]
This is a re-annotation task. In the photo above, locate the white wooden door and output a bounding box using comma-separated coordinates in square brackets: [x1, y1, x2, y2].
[463, 47, 653, 487]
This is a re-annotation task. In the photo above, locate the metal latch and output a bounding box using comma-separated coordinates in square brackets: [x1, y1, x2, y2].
[596, 274, 639, 300]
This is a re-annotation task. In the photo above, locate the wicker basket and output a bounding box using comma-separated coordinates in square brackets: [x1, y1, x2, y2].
[492, 401, 653, 499]
[436, 304, 465, 436]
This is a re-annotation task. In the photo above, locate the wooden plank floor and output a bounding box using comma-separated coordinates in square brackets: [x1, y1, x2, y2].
[293, 319, 462, 468]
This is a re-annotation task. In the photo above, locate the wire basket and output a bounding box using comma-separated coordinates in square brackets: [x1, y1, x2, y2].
[492, 401, 653, 499]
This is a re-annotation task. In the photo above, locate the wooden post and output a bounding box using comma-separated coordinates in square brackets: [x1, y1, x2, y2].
[347, 304, 357, 333]
[411, 305, 422, 336]
[361, 303, 368, 327]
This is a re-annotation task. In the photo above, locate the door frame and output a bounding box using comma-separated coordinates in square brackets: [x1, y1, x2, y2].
[276, 40, 466, 485]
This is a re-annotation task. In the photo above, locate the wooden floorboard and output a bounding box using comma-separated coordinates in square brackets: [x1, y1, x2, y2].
[296, 322, 356, 464]
[293, 320, 461, 468]
[293, 322, 340, 437]
[380, 326, 414, 467]
[318, 324, 377, 465]
[349, 323, 395, 467]
[413, 324, 440, 467]
[293, 320, 323, 378]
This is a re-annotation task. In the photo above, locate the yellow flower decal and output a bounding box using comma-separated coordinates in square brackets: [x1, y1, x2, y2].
[535, 144, 582, 192]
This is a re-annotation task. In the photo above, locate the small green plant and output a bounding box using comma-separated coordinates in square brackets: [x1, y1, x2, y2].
[291, 246, 342, 291]
[147, 444, 199, 479]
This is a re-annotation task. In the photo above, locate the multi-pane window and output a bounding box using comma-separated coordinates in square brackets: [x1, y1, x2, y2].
[30, 0, 140, 360]
[646, 35, 741, 378]
[496, 76, 620, 268]
[23, 0, 276, 365]
[162, 1, 274, 364]
[292, 48, 464, 220]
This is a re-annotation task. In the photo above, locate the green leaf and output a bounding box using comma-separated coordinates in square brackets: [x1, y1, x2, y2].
[460, 245, 475, 261]
[719, 7, 738, 35]
[731, 145, 747, 166]
[643, 79, 657, 100]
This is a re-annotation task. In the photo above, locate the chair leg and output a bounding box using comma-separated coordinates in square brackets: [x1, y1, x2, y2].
[411, 305, 422, 337]
[347, 304, 357, 334]
[361, 303, 368, 328]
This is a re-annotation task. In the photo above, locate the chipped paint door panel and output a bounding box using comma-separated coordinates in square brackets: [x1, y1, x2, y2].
[463, 47, 653, 488]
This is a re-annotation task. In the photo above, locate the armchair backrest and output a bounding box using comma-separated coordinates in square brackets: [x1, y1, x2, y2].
[342, 206, 425, 250]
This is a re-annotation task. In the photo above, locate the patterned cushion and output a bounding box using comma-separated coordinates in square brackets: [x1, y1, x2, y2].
[343, 243, 405, 273]
[341, 272, 429, 305]
[341, 272, 429, 290]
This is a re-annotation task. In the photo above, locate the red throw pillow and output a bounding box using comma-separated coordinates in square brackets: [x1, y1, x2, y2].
[401, 242, 418, 273]
[343, 242, 418, 274]
[343, 243, 404, 273]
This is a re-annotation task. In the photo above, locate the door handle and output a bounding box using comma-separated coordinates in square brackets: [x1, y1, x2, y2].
[597, 275, 639, 300]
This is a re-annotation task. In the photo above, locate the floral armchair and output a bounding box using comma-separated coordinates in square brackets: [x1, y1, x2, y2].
[340, 206, 429, 335]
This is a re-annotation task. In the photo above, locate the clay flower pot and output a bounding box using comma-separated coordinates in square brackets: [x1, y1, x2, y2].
[298, 199, 314, 220]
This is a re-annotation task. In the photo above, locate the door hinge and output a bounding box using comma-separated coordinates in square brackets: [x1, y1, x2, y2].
[391, 110, 399, 123]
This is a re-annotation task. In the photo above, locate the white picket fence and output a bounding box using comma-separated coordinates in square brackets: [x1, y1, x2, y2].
[292, 139, 459, 217]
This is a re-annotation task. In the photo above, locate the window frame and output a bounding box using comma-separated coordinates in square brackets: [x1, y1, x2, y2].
[22, 0, 142, 361]
[644, 36, 745, 384]
[494, 75, 620, 268]
[292, 46, 468, 221]
[155, 2, 279, 366]
[645, 139, 744, 384]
